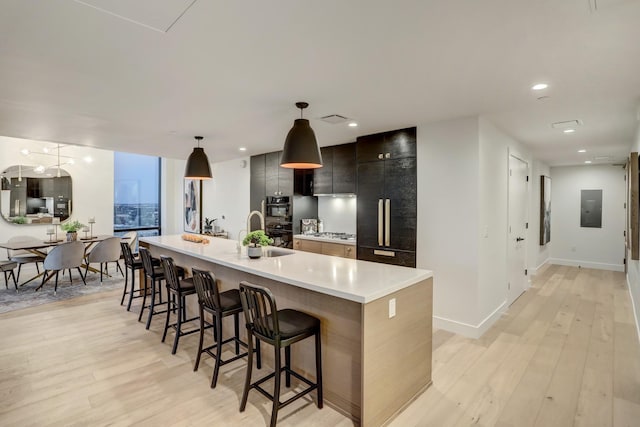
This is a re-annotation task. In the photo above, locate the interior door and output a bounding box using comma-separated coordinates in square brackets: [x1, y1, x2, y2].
[507, 155, 528, 305]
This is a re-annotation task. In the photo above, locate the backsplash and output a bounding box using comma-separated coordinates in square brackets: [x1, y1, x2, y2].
[317, 196, 356, 234]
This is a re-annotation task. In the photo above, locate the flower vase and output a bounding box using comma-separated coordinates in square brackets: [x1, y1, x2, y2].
[66, 231, 77, 242]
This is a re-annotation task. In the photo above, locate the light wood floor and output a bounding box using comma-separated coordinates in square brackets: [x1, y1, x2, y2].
[0, 264, 639, 426]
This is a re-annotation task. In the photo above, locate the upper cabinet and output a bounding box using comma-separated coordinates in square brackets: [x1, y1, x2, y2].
[355, 127, 416, 163]
[265, 151, 293, 196]
[313, 142, 356, 195]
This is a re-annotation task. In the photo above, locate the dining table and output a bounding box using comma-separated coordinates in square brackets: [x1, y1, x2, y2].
[0, 235, 128, 288]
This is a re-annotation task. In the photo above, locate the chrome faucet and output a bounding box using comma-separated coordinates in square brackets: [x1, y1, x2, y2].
[246, 210, 265, 233]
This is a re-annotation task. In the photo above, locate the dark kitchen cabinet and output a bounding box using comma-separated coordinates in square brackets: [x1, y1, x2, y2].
[356, 127, 417, 268]
[313, 147, 333, 195]
[26, 178, 40, 198]
[356, 127, 416, 163]
[313, 143, 356, 195]
[250, 154, 266, 215]
[53, 176, 71, 199]
[265, 151, 293, 196]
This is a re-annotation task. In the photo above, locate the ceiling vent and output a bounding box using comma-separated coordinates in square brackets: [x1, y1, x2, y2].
[551, 120, 582, 129]
[319, 114, 350, 124]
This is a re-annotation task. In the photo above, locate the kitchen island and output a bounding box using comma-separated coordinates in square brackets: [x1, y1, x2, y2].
[140, 234, 433, 426]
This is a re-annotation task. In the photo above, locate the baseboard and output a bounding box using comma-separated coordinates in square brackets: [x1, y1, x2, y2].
[549, 258, 624, 272]
[626, 274, 640, 345]
[531, 259, 550, 276]
[433, 300, 507, 339]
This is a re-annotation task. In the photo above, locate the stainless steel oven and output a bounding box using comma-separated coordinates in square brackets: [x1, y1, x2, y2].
[265, 196, 292, 248]
[266, 196, 290, 217]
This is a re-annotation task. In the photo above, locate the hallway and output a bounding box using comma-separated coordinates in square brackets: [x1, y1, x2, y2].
[390, 264, 640, 426]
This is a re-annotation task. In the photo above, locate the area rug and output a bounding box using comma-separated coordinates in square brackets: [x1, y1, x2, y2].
[0, 265, 125, 314]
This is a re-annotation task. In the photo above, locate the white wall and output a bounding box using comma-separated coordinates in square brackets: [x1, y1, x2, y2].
[417, 116, 481, 332]
[478, 118, 532, 332]
[163, 156, 250, 241]
[317, 196, 356, 234]
[529, 159, 552, 273]
[203, 157, 250, 240]
[418, 116, 539, 338]
[628, 125, 640, 340]
[0, 136, 114, 246]
[550, 165, 625, 271]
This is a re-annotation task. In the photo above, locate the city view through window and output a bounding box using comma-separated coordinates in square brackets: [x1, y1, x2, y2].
[114, 152, 160, 237]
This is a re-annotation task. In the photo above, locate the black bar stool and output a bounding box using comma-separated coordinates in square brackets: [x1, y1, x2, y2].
[191, 268, 261, 388]
[239, 281, 323, 427]
[138, 247, 167, 329]
[120, 242, 144, 311]
[160, 256, 200, 354]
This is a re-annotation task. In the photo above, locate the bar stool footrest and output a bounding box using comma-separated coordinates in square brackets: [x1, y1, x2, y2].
[251, 366, 318, 409]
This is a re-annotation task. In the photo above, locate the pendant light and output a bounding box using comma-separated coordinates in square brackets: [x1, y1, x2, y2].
[184, 136, 212, 179]
[280, 102, 323, 169]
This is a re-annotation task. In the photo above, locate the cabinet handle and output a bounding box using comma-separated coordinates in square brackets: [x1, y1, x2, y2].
[378, 153, 384, 160]
[374, 249, 395, 257]
[378, 199, 383, 246]
[385, 153, 390, 159]
[385, 199, 390, 247]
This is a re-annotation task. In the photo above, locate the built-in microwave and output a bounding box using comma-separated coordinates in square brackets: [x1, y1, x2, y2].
[266, 196, 290, 217]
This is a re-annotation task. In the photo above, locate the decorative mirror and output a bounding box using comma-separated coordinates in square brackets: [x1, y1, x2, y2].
[0, 165, 73, 224]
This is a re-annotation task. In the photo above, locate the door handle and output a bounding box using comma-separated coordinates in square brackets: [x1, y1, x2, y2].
[385, 199, 390, 246]
[516, 237, 525, 242]
[378, 199, 383, 246]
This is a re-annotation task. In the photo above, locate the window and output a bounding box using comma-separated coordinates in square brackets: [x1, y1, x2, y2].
[114, 152, 161, 237]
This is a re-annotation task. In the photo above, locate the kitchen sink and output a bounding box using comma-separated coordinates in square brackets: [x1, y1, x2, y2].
[263, 248, 294, 257]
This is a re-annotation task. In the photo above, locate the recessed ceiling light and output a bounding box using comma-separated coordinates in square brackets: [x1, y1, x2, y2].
[43, 147, 49, 153]
[531, 83, 548, 91]
[578, 149, 586, 153]
[585, 160, 592, 164]
[348, 122, 358, 127]
[20, 149, 30, 155]
[83, 156, 93, 163]
[563, 129, 575, 133]
[239, 147, 247, 151]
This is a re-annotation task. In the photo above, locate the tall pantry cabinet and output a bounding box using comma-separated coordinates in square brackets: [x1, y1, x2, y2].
[356, 127, 417, 267]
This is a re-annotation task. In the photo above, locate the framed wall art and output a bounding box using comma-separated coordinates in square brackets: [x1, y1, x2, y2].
[540, 175, 551, 245]
[184, 178, 202, 233]
[629, 152, 639, 260]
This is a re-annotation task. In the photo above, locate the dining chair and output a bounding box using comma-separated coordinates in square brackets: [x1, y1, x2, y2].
[84, 236, 123, 282]
[6, 235, 43, 283]
[0, 260, 18, 292]
[40, 241, 87, 294]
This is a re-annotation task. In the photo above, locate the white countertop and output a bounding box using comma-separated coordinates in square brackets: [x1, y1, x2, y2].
[293, 234, 357, 245]
[141, 235, 432, 304]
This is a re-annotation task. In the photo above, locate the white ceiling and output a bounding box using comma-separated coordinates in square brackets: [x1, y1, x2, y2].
[0, 0, 639, 167]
